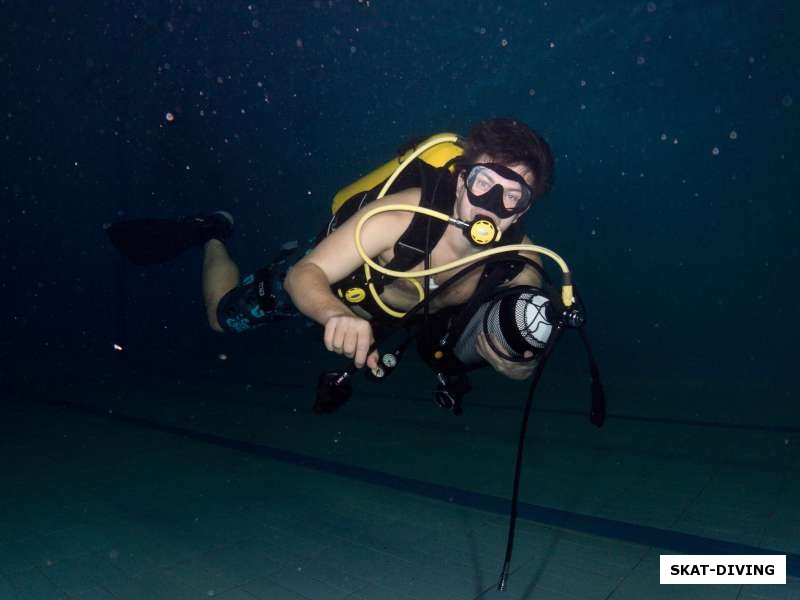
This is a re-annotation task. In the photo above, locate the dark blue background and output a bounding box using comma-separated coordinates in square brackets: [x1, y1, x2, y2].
[3, 1, 798, 425]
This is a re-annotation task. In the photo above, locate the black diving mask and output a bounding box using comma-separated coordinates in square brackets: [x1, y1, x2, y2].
[463, 164, 534, 219]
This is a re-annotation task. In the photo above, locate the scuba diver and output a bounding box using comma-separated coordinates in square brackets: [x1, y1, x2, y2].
[107, 117, 605, 591]
[284, 118, 552, 384]
[108, 118, 559, 405]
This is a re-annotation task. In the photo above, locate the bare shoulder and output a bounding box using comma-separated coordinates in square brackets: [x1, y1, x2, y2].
[518, 234, 544, 266]
[299, 187, 422, 284]
[508, 234, 544, 287]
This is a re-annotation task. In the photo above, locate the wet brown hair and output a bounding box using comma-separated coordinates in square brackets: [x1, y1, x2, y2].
[457, 118, 555, 200]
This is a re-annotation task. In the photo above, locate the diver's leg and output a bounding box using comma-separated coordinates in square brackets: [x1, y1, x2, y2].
[203, 239, 240, 332]
[212, 254, 302, 335]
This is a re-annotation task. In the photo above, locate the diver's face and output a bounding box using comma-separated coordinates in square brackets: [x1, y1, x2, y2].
[455, 154, 534, 230]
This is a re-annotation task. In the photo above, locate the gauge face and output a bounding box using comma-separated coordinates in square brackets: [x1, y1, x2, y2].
[382, 353, 398, 368]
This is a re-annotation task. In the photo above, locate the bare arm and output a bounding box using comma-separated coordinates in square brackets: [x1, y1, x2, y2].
[284, 188, 419, 368]
[284, 188, 418, 322]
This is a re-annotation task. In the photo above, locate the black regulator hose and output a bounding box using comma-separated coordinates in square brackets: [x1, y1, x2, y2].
[315, 252, 604, 594]
[496, 322, 564, 591]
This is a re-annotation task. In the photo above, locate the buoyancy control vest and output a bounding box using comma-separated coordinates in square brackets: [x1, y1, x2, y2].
[326, 147, 526, 322]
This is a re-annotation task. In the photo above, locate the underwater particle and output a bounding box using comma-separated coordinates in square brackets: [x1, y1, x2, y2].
[501, 38, 508, 47]
[660, 133, 667, 141]
[296, 38, 303, 48]
[218, 353, 227, 361]
[479, 26, 486, 34]
[729, 130, 738, 140]
[350, 45, 357, 54]
[165, 112, 174, 122]
[673, 138, 679, 144]
[646, 1, 657, 12]
[636, 55, 646, 65]
[748, 56, 755, 64]
[113, 343, 123, 351]
[782, 94, 793, 107]
[714, 105, 721, 114]
[549, 41, 556, 48]
[712, 146, 720, 156]
[257, 81, 263, 87]
[580, 79, 587, 87]
[216, 76, 224, 84]
[252, 19, 260, 28]
[109, 549, 120, 560]
[580, 103, 586, 110]
[528, 88, 536, 96]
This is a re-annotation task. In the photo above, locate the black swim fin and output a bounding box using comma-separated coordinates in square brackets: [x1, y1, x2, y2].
[105, 212, 233, 265]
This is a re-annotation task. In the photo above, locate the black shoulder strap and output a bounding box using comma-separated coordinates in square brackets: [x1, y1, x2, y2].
[384, 163, 454, 272]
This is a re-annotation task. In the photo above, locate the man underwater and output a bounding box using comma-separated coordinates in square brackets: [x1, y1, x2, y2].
[108, 118, 557, 399]
[108, 117, 606, 589]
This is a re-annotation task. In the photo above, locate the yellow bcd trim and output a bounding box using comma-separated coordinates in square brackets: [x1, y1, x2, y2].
[344, 287, 367, 304]
[331, 132, 464, 215]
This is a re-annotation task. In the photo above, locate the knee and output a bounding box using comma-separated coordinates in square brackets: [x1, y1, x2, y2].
[205, 288, 231, 333]
[208, 313, 225, 333]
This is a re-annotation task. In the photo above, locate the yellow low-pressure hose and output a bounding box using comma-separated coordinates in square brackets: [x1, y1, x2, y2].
[356, 204, 576, 310]
[356, 132, 575, 315]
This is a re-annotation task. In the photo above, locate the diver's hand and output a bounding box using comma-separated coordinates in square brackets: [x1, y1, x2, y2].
[323, 314, 380, 372]
[476, 332, 538, 381]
